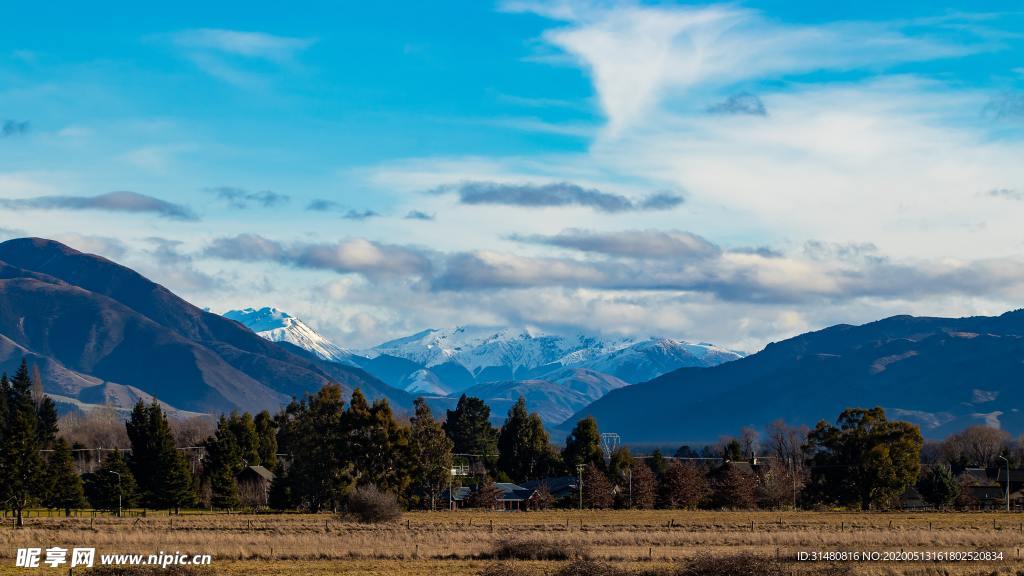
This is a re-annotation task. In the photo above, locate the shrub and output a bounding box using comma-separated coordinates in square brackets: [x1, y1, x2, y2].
[552, 560, 631, 576]
[479, 563, 527, 576]
[676, 554, 783, 576]
[490, 539, 582, 561]
[344, 484, 403, 523]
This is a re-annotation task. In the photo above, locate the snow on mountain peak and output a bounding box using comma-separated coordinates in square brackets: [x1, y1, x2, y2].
[224, 307, 354, 365]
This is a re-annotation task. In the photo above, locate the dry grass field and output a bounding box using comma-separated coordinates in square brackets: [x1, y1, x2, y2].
[3, 510, 1024, 575]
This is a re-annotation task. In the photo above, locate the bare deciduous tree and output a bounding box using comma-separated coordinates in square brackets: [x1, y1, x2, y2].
[942, 426, 1011, 467]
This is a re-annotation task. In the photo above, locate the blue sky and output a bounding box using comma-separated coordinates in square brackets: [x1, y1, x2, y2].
[3, 0, 1024, 350]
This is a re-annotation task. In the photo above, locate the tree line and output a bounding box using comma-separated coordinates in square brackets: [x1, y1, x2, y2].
[2, 357, 974, 517]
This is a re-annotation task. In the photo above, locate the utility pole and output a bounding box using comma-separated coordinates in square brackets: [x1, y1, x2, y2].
[108, 470, 122, 518]
[627, 468, 633, 509]
[576, 464, 585, 510]
[999, 455, 1010, 512]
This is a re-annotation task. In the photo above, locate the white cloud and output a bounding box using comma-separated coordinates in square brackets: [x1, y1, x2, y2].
[510, 1, 993, 134]
[167, 29, 315, 87]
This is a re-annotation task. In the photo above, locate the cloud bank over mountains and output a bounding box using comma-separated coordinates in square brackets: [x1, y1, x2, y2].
[4, 1, 1024, 350]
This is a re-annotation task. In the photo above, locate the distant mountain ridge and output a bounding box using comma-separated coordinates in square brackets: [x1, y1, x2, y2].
[225, 308, 744, 424]
[568, 310, 1024, 443]
[0, 238, 411, 417]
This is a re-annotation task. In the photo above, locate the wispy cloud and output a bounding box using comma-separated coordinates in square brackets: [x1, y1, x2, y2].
[207, 186, 290, 209]
[0, 191, 197, 221]
[508, 1, 996, 134]
[435, 181, 683, 212]
[1, 120, 30, 137]
[511, 228, 721, 259]
[167, 28, 315, 86]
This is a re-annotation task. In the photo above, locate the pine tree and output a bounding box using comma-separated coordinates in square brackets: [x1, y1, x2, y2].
[649, 449, 668, 477]
[84, 451, 137, 513]
[497, 397, 555, 481]
[443, 395, 498, 470]
[562, 416, 603, 470]
[205, 416, 243, 509]
[918, 464, 960, 509]
[0, 360, 45, 527]
[276, 386, 348, 512]
[608, 446, 632, 481]
[408, 398, 453, 510]
[228, 412, 261, 467]
[43, 438, 87, 516]
[254, 410, 278, 471]
[126, 400, 196, 511]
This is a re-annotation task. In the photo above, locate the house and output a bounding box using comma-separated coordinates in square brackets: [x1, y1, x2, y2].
[996, 468, 1024, 495]
[963, 485, 1009, 510]
[495, 483, 536, 511]
[899, 486, 928, 510]
[439, 486, 472, 510]
[439, 482, 538, 511]
[235, 465, 275, 508]
[520, 476, 579, 504]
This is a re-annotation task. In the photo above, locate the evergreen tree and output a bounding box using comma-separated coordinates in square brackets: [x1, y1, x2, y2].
[562, 416, 603, 470]
[675, 445, 698, 458]
[228, 412, 261, 467]
[84, 451, 138, 513]
[497, 397, 557, 481]
[443, 395, 498, 469]
[722, 439, 744, 461]
[497, 397, 531, 480]
[917, 464, 960, 509]
[254, 410, 278, 471]
[275, 386, 348, 511]
[608, 446, 632, 481]
[629, 457, 657, 509]
[43, 438, 87, 516]
[648, 449, 668, 477]
[205, 416, 243, 509]
[408, 398, 453, 510]
[805, 407, 923, 510]
[126, 400, 196, 511]
[343, 390, 408, 494]
[0, 360, 45, 527]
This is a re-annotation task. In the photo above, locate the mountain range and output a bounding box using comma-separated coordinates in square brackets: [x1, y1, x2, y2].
[6, 237, 1024, 445]
[224, 308, 743, 424]
[569, 311, 1024, 443]
[0, 238, 410, 417]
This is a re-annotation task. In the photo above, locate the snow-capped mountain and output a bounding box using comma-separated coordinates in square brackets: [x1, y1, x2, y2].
[364, 326, 623, 374]
[361, 326, 744, 396]
[224, 307, 356, 365]
[224, 310, 744, 425]
[575, 338, 744, 384]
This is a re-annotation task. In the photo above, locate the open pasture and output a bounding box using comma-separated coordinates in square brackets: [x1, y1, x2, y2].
[4, 510, 1024, 575]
